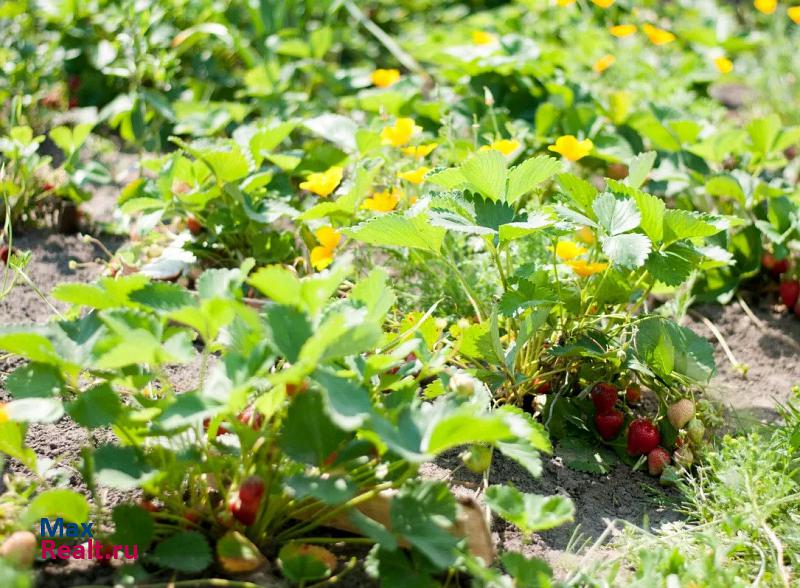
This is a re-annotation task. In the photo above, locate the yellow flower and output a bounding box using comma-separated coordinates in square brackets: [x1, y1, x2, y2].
[643, 24, 676, 45]
[362, 189, 401, 213]
[299, 166, 343, 198]
[310, 226, 342, 270]
[593, 54, 616, 73]
[610, 24, 637, 37]
[555, 241, 588, 260]
[788, 6, 800, 23]
[472, 31, 496, 45]
[567, 260, 609, 277]
[381, 118, 419, 147]
[401, 143, 438, 158]
[371, 68, 401, 88]
[714, 56, 733, 74]
[592, 0, 615, 7]
[479, 139, 521, 155]
[0, 402, 7, 423]
[754, 0, 777, 14]
[576, 226, 596, 244]
[548, 135, 593, 162]
[398, 167, 430, 185]
[557, 0, 576, 5]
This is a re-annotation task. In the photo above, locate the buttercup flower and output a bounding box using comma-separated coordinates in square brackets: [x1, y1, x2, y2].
[472, 31, 496, 45]
[610, 24, 637, 37]
[592, 0, 615, 7]
[754, 0, 777, 14]
[362, 189, 401, 213]
[643, 24, 676, 45]
[398, 167, 430, 185]
[371, 69, 401, 88]
[381, 118, 420, 147]
[567, 260, 609, 277]
[401, 143, 438, 158]
[593, 54, 616, 73]
[714, 56, 733, 74]
[788, 7, 800, 23]
[480, 139, 520, 155]
[556, 241, 588, 260]
[557, 0, 576, 6]
[299, 166, 343, 198]
[548, 135, 593, 162]
[310, 226, 342, 270]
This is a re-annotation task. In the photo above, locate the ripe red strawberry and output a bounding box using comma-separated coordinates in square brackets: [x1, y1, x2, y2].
[627, 418, 661, 455]
[647, 447, 671, 476]
[238, 475, 265, 505]
[771, 258, 789, 278]
[779, 280, 800, 309]
[0, 245, 9, 265]
[594, 409, 624, 440]
[534, 378, 551, 394]
[591, 383, 618, 414]
[625, 384, 641, 405]
[667, 399, 694, 430]
[237, 404, 263, 429]
[286, 380, 309, 397]
[187, 216, 202, 235]
[203, 417, 229, 436]
[762, 252, 777, 271]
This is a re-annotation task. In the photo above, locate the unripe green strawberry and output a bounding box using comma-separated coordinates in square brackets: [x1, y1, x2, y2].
[462, 445, 493, 473]
[667, 399, 694, 430]
[449, 373, 477, 396]
[686, 418, 705, 445]
[0, 531, 36, 568]
[673, 445, 694, 468]
[647, 447, 671, 477]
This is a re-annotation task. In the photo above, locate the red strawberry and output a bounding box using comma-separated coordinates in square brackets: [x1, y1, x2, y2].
[534, 378, 551, 394]
[771, 258, 790, 278]
[627, 418, 661, 455]
[237, 404, 264, 429]
[187, 216, 202, 235]
[594, 409, 624, 440]
[647, 447, 671, 476]
[238, 475, 265, 505]
[779, 280, 800, 309]
[762, 252, 777, 271]
[0, 245, 9, 265]
[286, 380, 308, 397]
[785, 146, 798, 160]
[625, 384, 641, 405]
[591, 383, 618, 414]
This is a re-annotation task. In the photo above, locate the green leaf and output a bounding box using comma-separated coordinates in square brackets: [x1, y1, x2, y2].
[390, 481, 458, 568]
[557, 173, 597, 213]
[460, 150, 507, 201]
[279, 391, 348, 465]
[0, 421, 37, 471]
[557, 437, 615, 474]
[111, 505, 155, 549]
[93, 446, 156, 490]
[67, 384, 123, 429]
[495, 441, 542, 477]
[501, 552, 553, 588]
[313, 370, 374, 430]
[424, 407, 514, 454]
[286, 474, 356, 505]
[153, 532, 211, 573]
[263, 304, 311, 363]
[5, 363, 64, 398]
[6, 398, 64, 423]
[248, 265, 301, 305]
[22, 490, 89, 528]
[0, 332, 60, 364]
[645, 243, 702, 286]
[601, 234, 652, 269]
[427, 167, 467, 190]
[663, 210, 720, 243]
[593, 193, 640, 236]
[706, 175, 746, 206]
[498, 211, 555, 242]
[506, 156, 561, 204]
[606, 179, 664, 242]
[485, 485, 574, 534]
[350, 268, 396, 323]
[625, 151, 656, 189]
[129, 282, 194, 311]
[747, 114, 781, 156]
[343, 211, 446, 254]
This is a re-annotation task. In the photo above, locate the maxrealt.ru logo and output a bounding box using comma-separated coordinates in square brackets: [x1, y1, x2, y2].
[40, 518, 138, 561]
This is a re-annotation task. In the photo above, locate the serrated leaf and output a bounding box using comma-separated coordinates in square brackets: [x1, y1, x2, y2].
[606, 179, 664, 242]
[496, 441, 542, 477]
[498, 210, 555, 242]
[460, 150, 507, 201]
[601, 234, 652, 269]
[557, 173, 597, 213]
[507, 156, 561, 204]
[343, 211, 446, 254]
[593, 193, 640, 236]
[663, 210, 720, 243]
[427, 167, 467, 190]
[556, 438, 615, 474]
[485, 485, 574, 534]
[153, 532, 211, 573]
[625, 151, 656, 189]
[645, 243, 702, 286]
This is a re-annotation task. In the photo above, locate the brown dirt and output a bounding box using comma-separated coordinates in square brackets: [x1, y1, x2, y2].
[3, 221, 799, 586]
